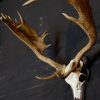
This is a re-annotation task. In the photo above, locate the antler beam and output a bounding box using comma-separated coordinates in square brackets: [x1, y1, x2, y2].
[63, 0, 97, 61]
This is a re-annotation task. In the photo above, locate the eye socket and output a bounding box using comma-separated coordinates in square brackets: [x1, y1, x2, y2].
[79, 74, 86, 82]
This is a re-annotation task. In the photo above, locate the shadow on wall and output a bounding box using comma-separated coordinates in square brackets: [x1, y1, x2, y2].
[0, 0, 3, 2]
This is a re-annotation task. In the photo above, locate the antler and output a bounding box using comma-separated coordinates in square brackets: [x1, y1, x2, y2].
[0, 0, 97, 80]
[62, 0, 97, 76]
[0, 12, 66, 79]
[23, 0, 37, 6]
[23, 0, 97, 74]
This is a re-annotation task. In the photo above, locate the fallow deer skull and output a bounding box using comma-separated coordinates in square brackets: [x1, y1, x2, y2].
[64, 60, 89, 100]
[0, 0, 97, 100]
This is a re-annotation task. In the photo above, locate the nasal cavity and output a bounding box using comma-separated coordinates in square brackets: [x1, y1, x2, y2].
[79, 74, 86, 82]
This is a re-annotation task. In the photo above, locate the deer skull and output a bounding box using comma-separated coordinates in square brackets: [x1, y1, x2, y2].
[64, 60, 88, 100]
[65, 71, 88, 100]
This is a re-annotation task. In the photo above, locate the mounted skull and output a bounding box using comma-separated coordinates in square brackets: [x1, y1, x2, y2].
[0, 0, 97, 100]
[65, 60, 88, 100]
[65, 72, 85, 100]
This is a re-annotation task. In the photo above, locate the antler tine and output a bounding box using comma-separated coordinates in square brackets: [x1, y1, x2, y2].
[63, 0, 97, 69]
[0, 12, 66, 80]
[23, 0, 37, 6]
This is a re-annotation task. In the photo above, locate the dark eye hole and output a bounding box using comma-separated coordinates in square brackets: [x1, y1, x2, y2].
[79, 74, 86, 82]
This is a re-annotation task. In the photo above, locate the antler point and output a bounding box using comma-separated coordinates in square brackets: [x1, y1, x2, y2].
[1, 12, 6, 19]
[23, 0, 37, 6]
[17, 11, 23, 23]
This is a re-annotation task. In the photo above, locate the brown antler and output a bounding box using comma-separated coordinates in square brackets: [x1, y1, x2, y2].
[0, 0, 97, 80]
[0, 12, 66, 79]
[23, 0, 97, 75]
[62, 0, 97, 76]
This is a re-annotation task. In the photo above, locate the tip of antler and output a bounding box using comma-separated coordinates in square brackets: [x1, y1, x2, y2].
[0, 13, 5, 20]
[62, 13, 78, 23]
[62, 13, 69, 18]
[46, 44, 52, 48]
[35, 71, 58, 80]
[23, 0, 37, 6]
[0, 16, 2, 21]
[62, 12, 72, 20]
[17, 11, 23, 23]
[0, 13, 11, 21]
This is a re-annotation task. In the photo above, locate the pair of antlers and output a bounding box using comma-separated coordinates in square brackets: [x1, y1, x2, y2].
[0, 0, 97, 80]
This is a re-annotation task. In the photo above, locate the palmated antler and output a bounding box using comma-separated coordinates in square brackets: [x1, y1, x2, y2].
[63, 0, 97, 62]
[62, 0, 97, 76]
[0, 12, 66, 79]
[0, 0, 97, 80]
